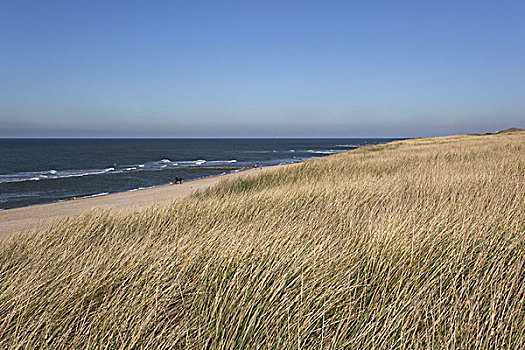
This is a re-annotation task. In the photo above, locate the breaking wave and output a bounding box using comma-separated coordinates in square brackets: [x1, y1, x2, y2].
[72, 192, 109, 200]
[0, 167, 118, 184]
[305, 150, 346, 155]
[0, 159, 241, 184]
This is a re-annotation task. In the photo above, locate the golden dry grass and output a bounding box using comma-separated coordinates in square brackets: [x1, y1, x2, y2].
[1, 131, 524, 349]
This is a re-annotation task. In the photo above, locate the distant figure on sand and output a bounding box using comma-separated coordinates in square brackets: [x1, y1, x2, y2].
[174, 176, 182, 184]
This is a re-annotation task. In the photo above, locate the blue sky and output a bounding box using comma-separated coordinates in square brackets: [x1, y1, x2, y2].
[1, 0, 524, 137]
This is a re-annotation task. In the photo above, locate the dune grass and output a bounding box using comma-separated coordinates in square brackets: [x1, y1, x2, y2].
[1, 131, 524, 349]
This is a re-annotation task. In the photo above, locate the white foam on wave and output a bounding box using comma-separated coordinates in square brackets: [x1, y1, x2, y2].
[0, 167, 120, 184]
[305, 149, 343, 155]
[65, 170, 109, 178]
[74, 192, 109, 200]
[141, 159, 238, 168]
[128, 187, 146, 192]
[336, 144, 360, 148]
[206, 160, 237, 165]
[128, 185, 156, 192]
[55, 169, 115, 179]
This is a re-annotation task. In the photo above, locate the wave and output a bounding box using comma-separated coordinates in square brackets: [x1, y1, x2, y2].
[127, 185, 156, 192]
[205, 159, 237, 165]
[128, 187, 146, 192]
[73, 192, 109, 200]
[0, 167, 118, 184]
[153, 159, 237, 167]
[245, 148, 354, 155]
[0, 157, 254, 185]
[305, 149, 346, 155]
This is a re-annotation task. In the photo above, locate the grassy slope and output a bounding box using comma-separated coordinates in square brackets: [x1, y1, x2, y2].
[0, 131, 524, 349]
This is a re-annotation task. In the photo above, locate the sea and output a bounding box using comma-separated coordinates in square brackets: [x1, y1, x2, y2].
[0, 138, 397, 209]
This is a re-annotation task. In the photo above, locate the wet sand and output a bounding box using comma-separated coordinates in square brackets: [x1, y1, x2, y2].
[0, 164, 288, 239]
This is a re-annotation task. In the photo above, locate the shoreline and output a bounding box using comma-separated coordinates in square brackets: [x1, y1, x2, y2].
[0, 163, 291, 240]
[1, 168, 250, 212]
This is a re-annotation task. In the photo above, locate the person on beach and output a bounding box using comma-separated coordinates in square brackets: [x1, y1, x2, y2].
[174, 176, 182, 184]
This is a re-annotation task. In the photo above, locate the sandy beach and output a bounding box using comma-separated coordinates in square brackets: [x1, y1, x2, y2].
[0, 164, 288, 240]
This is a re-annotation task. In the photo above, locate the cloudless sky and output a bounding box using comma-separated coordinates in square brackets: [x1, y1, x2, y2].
[1, 0, 524, 137]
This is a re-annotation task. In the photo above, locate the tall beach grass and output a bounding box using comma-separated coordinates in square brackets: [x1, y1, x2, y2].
[0, 131, 524, 349]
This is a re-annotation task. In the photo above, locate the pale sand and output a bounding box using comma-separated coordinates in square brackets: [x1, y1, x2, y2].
[0, 164, 289, 240]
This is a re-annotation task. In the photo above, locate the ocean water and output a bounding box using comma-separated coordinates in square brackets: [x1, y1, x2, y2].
[0, 138, 397, 209]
